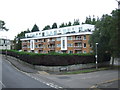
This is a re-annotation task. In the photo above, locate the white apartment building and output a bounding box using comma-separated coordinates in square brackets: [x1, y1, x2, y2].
[21, 24, 95, 54]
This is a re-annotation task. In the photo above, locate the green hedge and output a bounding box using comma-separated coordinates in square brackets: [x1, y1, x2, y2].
[1, 50, 110, 66]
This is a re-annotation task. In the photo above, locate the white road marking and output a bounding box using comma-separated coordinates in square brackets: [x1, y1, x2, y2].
[0, 81, 6, 88]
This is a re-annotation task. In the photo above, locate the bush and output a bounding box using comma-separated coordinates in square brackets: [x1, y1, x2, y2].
[1, 50, 108, 66]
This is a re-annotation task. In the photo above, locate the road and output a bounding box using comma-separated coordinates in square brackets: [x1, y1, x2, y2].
[1, 56, 52, 89]
[0, 55, 119, 89]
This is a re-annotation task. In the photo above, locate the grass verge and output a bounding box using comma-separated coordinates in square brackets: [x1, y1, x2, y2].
[63, 67, 110, 75]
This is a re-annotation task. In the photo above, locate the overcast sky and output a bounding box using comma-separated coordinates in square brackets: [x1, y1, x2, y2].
[0, 0, 118, 40]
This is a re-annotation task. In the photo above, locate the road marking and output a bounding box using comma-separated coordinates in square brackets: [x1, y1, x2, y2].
[0, 81, 6, 88]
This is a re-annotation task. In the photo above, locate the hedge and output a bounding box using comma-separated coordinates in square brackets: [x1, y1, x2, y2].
[1, 50, 110, 66]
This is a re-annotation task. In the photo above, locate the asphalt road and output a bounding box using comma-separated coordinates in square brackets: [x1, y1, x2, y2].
[0, 55, 119, 89]
[1, 56, 52, 89]
[30, 69, 119, 88]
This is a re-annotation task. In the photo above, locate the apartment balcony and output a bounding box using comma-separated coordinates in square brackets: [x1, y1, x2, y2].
[74, 38, 82, 43]
[22, 47, 27, 50]
[38, 47, 43, 50]
[22, 42, 27, 45]
[49, 46, 55, 51]
[74, 46, 82, 50]
[48, 41, 55, 45]
[38, 41, 43, 45]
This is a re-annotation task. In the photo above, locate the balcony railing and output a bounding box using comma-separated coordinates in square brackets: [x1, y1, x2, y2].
[74, 46, 82, 50]
[48, 41, 55, 45]
[74, 38, 82, 43]
[48, 46, 55, 50]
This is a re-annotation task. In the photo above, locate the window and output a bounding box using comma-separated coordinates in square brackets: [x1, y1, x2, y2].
[56, 37, 61, 41]
[63, 29, 66, 34]
[42, 32, 45, 36]
[83, 43, 86, 48]
[68, 51, 73, 54]
[63, 40, 65, 48]
[67, 44, 73, 47]
[77, 51, 82, 54]
[76, 36, 81, 40]
[83, 35, 86, 40]
[83, 51, 86, 53]
[44, 39, 46, 42]
[90, 44, 92, 48]
[35, 45, 38, 48]
[35, 40, 37, 42]
[50, 31, 53, 35]
[68, 36, 72, 40]
[72, 28, 74, 30]
[54, 31, 57, 35]
[90, 51, 93, 53]
[67, 28, 71, 32]
[77, 43, 82, 47]
[57, 44, 61, 47]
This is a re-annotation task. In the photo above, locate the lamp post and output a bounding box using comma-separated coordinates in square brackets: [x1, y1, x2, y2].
[95, 43, 98, 69]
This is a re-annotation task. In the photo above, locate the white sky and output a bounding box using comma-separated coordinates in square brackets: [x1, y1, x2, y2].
[0, 0, 118, 40]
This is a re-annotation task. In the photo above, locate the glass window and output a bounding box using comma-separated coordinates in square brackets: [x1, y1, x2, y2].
[83, 35, 86, 40]
[57, 44, 61, 47]
[83, 43, 86, 48]
[68, 36, 72, 40]
[56, 37, 61, 41]
[63, 40, 65, 48]
[54, 31, 57, 35]
[67, 43, 73, 47]
[68, 51, 73, 54]
[63, 29, 66, 34]
[83, 51, 86, 53]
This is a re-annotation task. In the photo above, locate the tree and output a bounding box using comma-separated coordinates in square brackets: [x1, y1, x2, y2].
[13, 29, 30, 50]
[31, 24, 39, 32]
[73, 19, 80, 26]
[89, 9, 120, 64]
[52, 22, 57, 29]
[43, 25, 51, 30]
[67, 21, 72, 26]
[0, 20, 9, 31]
[82, 15, 99, 25]
[59, 23, 65, 28]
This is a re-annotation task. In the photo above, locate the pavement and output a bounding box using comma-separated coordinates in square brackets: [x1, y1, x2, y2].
[1, 55, 120, 89]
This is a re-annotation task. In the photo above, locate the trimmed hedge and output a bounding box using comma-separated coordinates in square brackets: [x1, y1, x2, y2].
[1, 50, 109, 66]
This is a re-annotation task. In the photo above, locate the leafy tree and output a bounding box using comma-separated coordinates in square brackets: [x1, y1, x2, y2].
[52, 22, 57, 29]
[13, 29, 30, 50]
[43, 25, 51, 30]
[0, 20, 9, 31]
[89, 9, 120, 64]
[31, 24, 39, 32]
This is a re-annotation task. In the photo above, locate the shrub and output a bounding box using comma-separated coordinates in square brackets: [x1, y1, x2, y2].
[1, 50, 109, 66]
